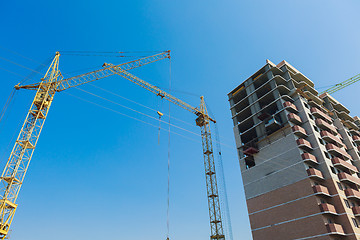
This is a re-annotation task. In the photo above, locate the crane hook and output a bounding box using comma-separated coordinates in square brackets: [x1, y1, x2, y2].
[157, 111, 164, 144]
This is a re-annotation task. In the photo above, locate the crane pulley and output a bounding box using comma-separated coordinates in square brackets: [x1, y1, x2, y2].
[0, 51, 224, 240]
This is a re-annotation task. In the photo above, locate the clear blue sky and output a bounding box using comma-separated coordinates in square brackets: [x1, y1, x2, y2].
[0, 1, 359, 240]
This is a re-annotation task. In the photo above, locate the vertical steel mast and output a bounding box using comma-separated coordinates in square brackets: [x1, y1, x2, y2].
[0, 52, 61, 238]
[197, 97, 224, 240]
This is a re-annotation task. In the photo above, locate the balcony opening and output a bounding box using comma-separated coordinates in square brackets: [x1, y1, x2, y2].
[242, 140, 259, 157]
[245, 155, 255, 169]
[256, 83, 272, 99]
[252, 69, 266, 89]
[236, 107, 252, 123]
[264, 102, 278, 116]
[243, 147, 258, 156]
[238, 118, 255, 134]
[234, 97, 249, 115]
[258, 112, 271, 121]
[232, 84, 247, 105]
[240, 128, 257, 145]
[258, 94, 275, 109]
[265, 114, 283, 134]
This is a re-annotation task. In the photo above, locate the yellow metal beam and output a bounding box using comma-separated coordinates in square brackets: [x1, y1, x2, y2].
[0, 52, 61, 240]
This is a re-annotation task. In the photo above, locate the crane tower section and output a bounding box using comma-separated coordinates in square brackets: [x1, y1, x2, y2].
[0, 52, 61, 238]
[197, 97, 225, 240]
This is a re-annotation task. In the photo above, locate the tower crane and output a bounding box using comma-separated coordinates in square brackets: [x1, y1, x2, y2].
[319, 73, 360, 95]
[0, 51, 225, 240]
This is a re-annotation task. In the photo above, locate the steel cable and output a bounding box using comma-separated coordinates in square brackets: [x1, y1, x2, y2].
[73, 87, 203, 139]
[0, 89, 16, 128]
[166, 58, 171, 240]
[206, 103, 234, 240]
[88, 83, 197, 129]
[63, 92, 202, 144]
[0, 56, 44, 75]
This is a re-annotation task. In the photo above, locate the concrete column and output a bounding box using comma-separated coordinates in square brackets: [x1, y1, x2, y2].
[233, 125, 242, 150]
[229, 98, 238, 125]
[244, 78, 266, 140]
[283, 67, 296, 90]
[270, 80, 282, 109]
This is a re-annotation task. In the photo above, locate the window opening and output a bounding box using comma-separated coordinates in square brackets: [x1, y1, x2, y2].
[344, 199, 351, 208]
[352, 218, 359, 228]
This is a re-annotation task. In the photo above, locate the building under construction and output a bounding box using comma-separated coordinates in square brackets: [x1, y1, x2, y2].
[228, 60, 360, 239]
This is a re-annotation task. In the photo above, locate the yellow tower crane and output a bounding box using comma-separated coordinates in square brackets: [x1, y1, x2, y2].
[320, 73, 360, 95]
[0, 51, 225, 240]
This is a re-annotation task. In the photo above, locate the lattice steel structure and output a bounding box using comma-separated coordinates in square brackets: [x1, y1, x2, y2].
[197, 97, 224, 240]
[1, 50, 225, 240]
[320, 73, 360, 95]
[0, 53, 61, 237]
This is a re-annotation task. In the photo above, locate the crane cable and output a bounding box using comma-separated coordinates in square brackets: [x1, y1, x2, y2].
[88, 83, 197, 129]
[0, 47, 196, 128]
[157, 98, 164, 145]
[166, 58, 171, 240]
[0, 49, 234, 149]
[206, 104, 234, 240]
[0, 45, 49, 67]
[0, 57, 51, 86]
[213, 122, 234, 240]
[0, 67, 28, 79]
[60, 50, 165, 58]
[60, 50, 165, 54]
[73, 86, 235, 149]
[73, 87, 205, 139]
[0, 52, 232, 147]
[63, 91, 202, 144]
[61, 53, 148, 58]
[0, 44, 53, 85]
[0, 56, 44, 76]
[0, 89, 16, 128]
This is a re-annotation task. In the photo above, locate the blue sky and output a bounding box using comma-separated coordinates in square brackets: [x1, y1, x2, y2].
[0, 1, 359, 240]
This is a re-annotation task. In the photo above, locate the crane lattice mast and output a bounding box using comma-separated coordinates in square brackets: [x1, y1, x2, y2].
[0, 52, 61, 237]
[0, 51, 225, 240]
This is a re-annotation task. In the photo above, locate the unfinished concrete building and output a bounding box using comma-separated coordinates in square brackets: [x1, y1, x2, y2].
[228, 60, 360, 240]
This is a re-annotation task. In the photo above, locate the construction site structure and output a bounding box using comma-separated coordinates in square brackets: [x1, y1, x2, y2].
[228, 60, 360, 240]
[0, 51, 225, 240]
